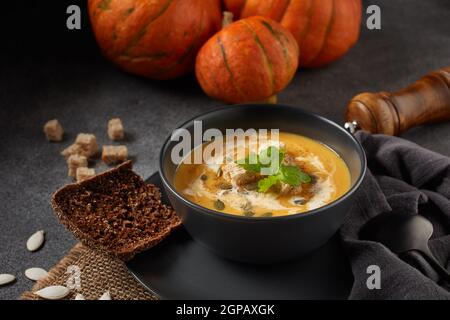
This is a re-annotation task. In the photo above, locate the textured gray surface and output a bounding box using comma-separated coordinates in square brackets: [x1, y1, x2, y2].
[1, 0, 450, 299]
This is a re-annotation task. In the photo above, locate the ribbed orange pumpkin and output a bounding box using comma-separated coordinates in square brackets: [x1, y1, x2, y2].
[223, 0, 362, 68]
[195, 16, 299, 104]
[88, 0, 222, 80]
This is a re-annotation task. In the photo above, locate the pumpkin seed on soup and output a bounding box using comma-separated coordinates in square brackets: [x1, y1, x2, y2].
[200, 174, 208, 181]
[244, 183, 258, 191]
[261, 212, 273, 217]
[214, 199, 225, 211]
[241, 202, 252, 212]
[243, 211, 255, 217]
[218, 182, 232, 190]
[294, 199, 306, 205]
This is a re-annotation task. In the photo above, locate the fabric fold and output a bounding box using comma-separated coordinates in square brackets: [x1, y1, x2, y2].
[341, 131, 450, 299]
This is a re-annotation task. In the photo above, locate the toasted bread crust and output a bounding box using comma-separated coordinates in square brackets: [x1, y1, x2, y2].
[51, 161, 181, 261]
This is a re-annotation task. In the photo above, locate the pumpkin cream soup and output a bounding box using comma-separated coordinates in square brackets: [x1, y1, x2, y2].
[174, 132, 351, 217]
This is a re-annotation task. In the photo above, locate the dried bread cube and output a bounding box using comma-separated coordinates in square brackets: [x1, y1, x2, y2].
[102, 145, 128, 165]
[61, 143, 82, 159]
[75, 133, 99, 158]
[108, 118, 124, 141]
[76, 167, 95, 182]
[67, 154, 88, 178]
[61, 133, 98, 159]
[44, 119, 64, 142]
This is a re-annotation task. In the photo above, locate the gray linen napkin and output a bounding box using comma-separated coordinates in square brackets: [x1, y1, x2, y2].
[341, 131, 450, 299]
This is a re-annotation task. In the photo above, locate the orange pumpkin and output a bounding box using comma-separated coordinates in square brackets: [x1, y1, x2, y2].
[88, 0, 222, 80]
[195, 16, 299, 104]
[223, 0, 362, 68]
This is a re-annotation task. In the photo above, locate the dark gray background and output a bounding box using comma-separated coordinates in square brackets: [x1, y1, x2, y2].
[1, 0, 449, 299]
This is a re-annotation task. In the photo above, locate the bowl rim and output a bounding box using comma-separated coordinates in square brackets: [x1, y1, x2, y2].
[159, 104, 367, 222]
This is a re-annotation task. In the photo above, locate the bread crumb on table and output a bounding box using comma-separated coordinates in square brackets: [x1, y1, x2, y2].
[67, 154, 88, 178]
[108, 118, 124, 141]
[102, 145, 128, 165]
[44, 119, 64, 142]
[76, 167, 95, 182]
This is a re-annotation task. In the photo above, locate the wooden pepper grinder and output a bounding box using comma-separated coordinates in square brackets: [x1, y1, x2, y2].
[345, 67, 450, 135]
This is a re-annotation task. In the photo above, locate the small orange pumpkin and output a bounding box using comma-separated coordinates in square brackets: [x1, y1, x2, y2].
[88, 0, 222, 80]
[223, 0, 362, 68]
[195, 16, 299, 104]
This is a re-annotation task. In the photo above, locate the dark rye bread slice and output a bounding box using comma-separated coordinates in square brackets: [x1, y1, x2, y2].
[51, 161, 181, 261]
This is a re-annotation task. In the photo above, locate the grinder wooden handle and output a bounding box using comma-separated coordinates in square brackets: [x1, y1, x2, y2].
[345, 67, 450, 135]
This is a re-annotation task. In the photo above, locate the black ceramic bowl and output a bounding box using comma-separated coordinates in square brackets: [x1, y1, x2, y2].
[159, 104, 366, 264]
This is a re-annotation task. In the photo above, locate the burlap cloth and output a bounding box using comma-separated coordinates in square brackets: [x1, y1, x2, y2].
[21, 243, 158, 300]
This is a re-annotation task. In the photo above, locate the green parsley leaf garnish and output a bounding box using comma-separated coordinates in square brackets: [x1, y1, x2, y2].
[237, 146, 311, 193]
[237, 152, 261, 173]
[279, 165, 312, 186]
[257, 175, 280, 193]
[259, 146, 285, 166]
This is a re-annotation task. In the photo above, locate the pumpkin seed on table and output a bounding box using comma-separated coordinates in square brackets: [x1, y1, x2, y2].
[98, 291, 112, 300]
[214, 199, 225, 211]
[0, 274, 16, 286]
[34, 285, 70, 300]
[26, 230, 45, 252]
[25, 267, 48, 281]
[75, 293, 85, 300]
